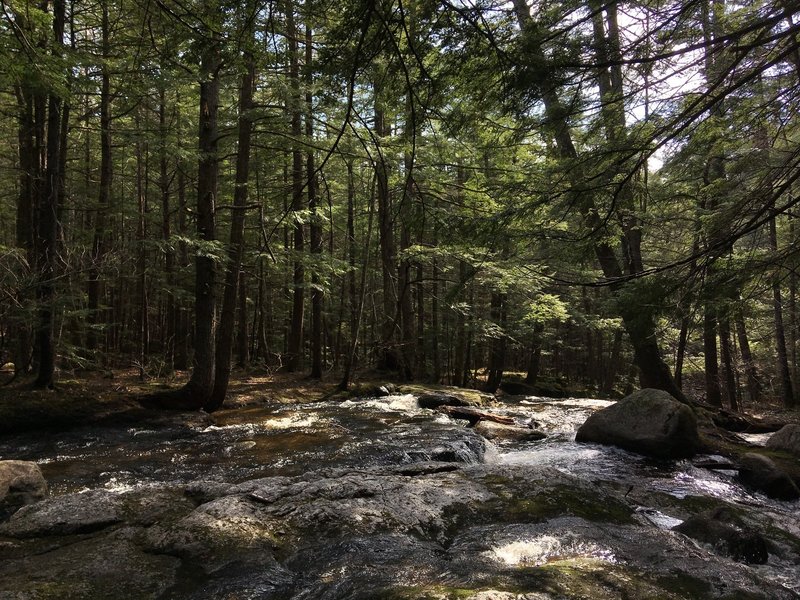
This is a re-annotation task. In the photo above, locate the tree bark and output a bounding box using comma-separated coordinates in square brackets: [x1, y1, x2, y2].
[375, 77, 398, 371]
[141, 1, 220, 409]
[206, 28, 255, 412]
[704, 307, 723, 406]
[770, 216, 795, 408]
[286, 0, 305, 372]
[719, 315, 739, 411]
[307, 12, 323, 379]
[734, 309, 761, 403]
[33, 0, 67, 389]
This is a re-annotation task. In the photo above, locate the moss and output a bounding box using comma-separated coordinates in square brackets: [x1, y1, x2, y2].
[380, 587, 478, 600]
[655, 574, 714, 598]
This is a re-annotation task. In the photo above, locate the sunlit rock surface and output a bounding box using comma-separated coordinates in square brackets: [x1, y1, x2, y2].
[575, 388, 702, 458]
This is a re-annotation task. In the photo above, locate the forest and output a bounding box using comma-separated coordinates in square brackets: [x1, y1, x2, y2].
[1, 0, 799, 411]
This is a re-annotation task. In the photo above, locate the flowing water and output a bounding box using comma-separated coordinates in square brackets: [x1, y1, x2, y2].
[1, 391, 799, 597]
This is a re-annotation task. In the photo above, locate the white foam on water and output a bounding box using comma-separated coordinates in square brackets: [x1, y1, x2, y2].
[487, 535, 616, 566]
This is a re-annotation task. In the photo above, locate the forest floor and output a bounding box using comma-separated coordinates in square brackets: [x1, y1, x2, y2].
[0, 367, 491, 434]
[1, 366, 798, 435]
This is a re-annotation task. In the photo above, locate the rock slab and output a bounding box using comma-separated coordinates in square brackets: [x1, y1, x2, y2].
[575, 388, 701, 459]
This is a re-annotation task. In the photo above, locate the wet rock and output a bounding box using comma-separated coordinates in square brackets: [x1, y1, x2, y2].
[446, 515, 795, 600]
[418, 393, 471, 409]
[737, 453, 800, 501]
[575, 388, 701, 459]
[0, 488, 125, 538]
[184, 480, 233, 505]
[239, 465, 495, 542]
[373, 383, 397, 397]
[0, 460, 47, 518]
[673, 507, 769, 564]
[285, 533, 449, 600]
[142, 495, 280, 573]
[0, 533, 180, 600]
[405, 432, 488, 464]
[0, 486, 193, 538]
[473, 420, 547, 442]
[766, 424, 800, 456]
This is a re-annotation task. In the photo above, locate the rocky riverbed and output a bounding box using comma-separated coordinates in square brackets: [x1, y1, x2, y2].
[1, 387, 799, 599]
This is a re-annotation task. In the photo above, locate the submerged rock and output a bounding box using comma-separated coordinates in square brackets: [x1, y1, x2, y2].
[766, 424, 800, 456]
[575, 388, 701, 459]
[673, 507, 769, 564]
[0, 460, 47, 518]
[737, 453, 800, 501]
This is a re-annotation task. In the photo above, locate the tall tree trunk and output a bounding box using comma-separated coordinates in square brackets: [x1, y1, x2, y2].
[87, 2, 111, 358]
[33, 0, 66, 389]
[206, 28, 255, 411]
[452, 261, 468, 387]
[306, 12, 323, 379]
[346, 160, 358, 368]
[734, 309, 761, 403]
[339, 175, 376, 390]
[13, 85, 35, 375]
[484, 292, 507, 393]
[375, 78, 398, 371]
[718, 316, 739, 411]
[525, 322, 545, 385]
[770, 216, 795, 408]
[135, 111, 149, 379]
[141, 2, 220, 408]
[703, 308, 722, 406]
[174, 158, 190, 371]
[237, 270, 249, 368]
[159, 88, 176, 370]
[286, 0, 305, 372]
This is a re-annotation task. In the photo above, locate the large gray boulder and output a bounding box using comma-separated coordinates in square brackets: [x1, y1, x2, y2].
[0, 460, 47, 518]
[766, 424, 800, 456]
[575, 388, 701, 459]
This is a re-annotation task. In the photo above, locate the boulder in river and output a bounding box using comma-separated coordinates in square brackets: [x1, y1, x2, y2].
[736, 453, 800, 501]
[0, 460, 47, 518]
[575, 388, 701, 459]
[672, 507, 769, 564]
[766, 424, 800, 456]
[418, 393, 471, 409]
[473, 420, 547, 442]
